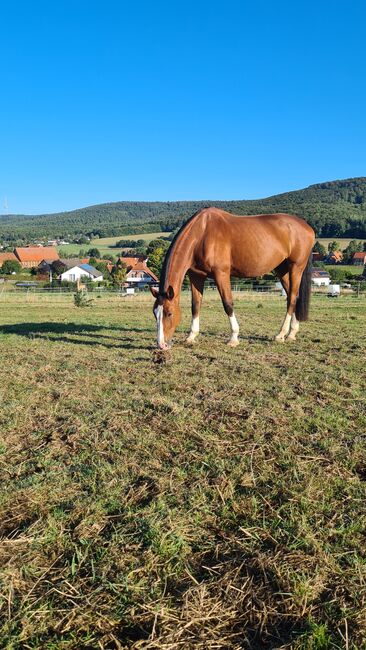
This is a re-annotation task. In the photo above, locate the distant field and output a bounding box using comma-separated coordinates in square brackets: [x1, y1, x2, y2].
[318, 237, 366, 249]
[325, 264, 364, 275]
[0, 292, 365, 648]
[58, 231, 171, 257]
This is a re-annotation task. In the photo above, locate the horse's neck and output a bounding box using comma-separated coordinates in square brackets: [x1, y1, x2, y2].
[164, 237, 194, 295]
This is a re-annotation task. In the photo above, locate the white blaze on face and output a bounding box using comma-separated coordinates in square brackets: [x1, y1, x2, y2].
[154, 305, 165, 347]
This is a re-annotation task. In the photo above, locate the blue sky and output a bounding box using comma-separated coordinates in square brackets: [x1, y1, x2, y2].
[1, 0, 365, 214]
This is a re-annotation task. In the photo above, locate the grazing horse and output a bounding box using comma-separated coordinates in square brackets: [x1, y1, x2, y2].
[151, 208, 315, 349]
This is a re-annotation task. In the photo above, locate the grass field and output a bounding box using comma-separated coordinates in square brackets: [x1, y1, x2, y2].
[317, 238, 366, 250]
[57, 232, 170, 258]
[0, 292, 365, 649]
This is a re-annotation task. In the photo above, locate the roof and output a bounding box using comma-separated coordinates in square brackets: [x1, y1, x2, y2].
[312, 269, 330, 278]
[127, 260, 158, 282]
[15, 246, 59, 262]
[118, 256, 147, 269]
[60, 264, 103, 278]
[0, 252, 18, 264]
[79, 263, 103, 278]
[352, 252, 366, 259]
[59, 258, 89, 269]
[327, 251, 343, 261]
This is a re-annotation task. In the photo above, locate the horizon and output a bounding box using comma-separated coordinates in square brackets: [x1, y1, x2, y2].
[1, 1, 366, 214]
[2, 174, 366, 218]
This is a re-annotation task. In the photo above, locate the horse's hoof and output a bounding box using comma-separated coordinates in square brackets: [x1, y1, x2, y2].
[274, 335, 285, 343]
[227, 339, 239, 348]
[185, 337, 196, 345]
[286, 335, 296, 342]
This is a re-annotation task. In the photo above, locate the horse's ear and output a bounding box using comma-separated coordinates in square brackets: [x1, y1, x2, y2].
[150, 286, 159, 299]
[166, 285, 174, 300]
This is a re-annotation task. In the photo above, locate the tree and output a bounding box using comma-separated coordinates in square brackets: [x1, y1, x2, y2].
[1, 260, 22, 274]
[148, 247, 167, 278]
[74, 289, 93, 308]
[328, 240, 339, 253]
[112, 261, 127, 289]
[342, 240, 363, 262]
[329, 268, 347, 283]
[146, 238, 170, 256]
[313, 241, 326, 255]
[87, 248, 101, 258]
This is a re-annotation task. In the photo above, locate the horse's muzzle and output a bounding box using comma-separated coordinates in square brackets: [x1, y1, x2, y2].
[158, 341, 171, 350]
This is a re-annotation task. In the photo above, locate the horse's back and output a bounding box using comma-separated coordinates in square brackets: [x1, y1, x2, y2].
[193, 208, 314, 277]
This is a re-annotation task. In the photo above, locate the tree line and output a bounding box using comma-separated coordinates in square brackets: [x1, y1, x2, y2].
[0, 177, 365, 242]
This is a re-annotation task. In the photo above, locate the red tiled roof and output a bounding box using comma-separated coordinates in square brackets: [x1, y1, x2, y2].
[133, 261, 158, 281]
[118, 256, 146, 268]
[353, 252, 366, 259]
[15, 247, 60, 262]
[0, 252, 18, 265]
[328, 251, 343, 261]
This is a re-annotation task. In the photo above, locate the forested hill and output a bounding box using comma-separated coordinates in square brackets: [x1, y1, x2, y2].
[1, 177, 366, 241]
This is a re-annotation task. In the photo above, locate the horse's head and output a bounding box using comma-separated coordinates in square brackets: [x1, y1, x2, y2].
[150, 286, 181, 349]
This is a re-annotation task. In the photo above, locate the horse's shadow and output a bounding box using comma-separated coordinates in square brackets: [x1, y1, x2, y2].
[0, 321, 154, 350]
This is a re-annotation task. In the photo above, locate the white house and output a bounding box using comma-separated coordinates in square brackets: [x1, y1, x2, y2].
[59, 263, 103, 283]
[125, 260, 158, 286]
[311, 269, 331, 287]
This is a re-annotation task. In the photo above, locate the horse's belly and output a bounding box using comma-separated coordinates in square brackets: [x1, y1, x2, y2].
[231, 258, 283, 278]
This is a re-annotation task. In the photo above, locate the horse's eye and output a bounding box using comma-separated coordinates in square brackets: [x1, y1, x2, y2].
[166, 312, 172, 318]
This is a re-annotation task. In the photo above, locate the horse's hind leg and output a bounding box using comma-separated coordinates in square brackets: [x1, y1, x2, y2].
[214, 270, 240, 347]
[186, 270, 206, 344]
[274, 261, 292, 342]
[275, 262, 303, 342]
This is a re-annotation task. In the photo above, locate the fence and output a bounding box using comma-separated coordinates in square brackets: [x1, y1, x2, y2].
[0, 282, 364, 305]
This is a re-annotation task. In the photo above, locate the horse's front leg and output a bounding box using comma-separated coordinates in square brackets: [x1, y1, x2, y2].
[215, 270, 240, 347]
[186, 271, 205, 344]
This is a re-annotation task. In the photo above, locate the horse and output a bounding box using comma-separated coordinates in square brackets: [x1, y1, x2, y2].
[150, 208, 315, 349]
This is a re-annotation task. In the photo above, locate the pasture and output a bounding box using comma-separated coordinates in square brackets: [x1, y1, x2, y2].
[317, 238, 366, 250]
[0, 292, 365, 649]
[57, 232, 170, 258]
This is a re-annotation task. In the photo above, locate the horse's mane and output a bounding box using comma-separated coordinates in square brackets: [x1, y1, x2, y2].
[159, 209, 205, 293]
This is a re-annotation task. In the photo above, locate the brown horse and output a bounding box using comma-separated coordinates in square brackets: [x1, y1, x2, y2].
[151, 208, 315, 349]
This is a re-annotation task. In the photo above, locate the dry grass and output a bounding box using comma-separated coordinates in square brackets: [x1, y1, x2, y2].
[0, 292, 365, 649]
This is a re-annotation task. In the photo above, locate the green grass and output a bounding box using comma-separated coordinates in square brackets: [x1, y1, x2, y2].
[0, 292, 365, 649]
[324, 265, 364, 276]
[57, 232, 170, 258]
[317, 237, 366, 250]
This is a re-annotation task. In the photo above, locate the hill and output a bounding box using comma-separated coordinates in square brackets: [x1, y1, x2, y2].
[1, 177, 366, 241]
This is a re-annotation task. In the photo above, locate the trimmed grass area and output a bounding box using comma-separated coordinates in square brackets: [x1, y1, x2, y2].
[57, 232, 171, 258]
[324, 265, 364, 276]
[0, 292, 365, 649]
[318, 238, 366, 250]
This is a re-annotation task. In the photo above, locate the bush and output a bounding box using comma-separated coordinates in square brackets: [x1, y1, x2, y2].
[74, 289, 93, 308]
[2, 260, 22, 274]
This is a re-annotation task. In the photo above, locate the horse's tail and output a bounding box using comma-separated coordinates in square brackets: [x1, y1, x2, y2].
[295, 253, 312, 321]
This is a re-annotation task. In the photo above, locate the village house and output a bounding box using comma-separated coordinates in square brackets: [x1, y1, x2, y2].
[312, 252, 325, 262]
[352, 251, 366, 266]
[59, 263, 103, 283]
[116, 256, 158, 287]
[14, 246, 60, 268]
[0, 251, 18, 267]
[324, 250, 343, 264]
[311, 269, 331, 286]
